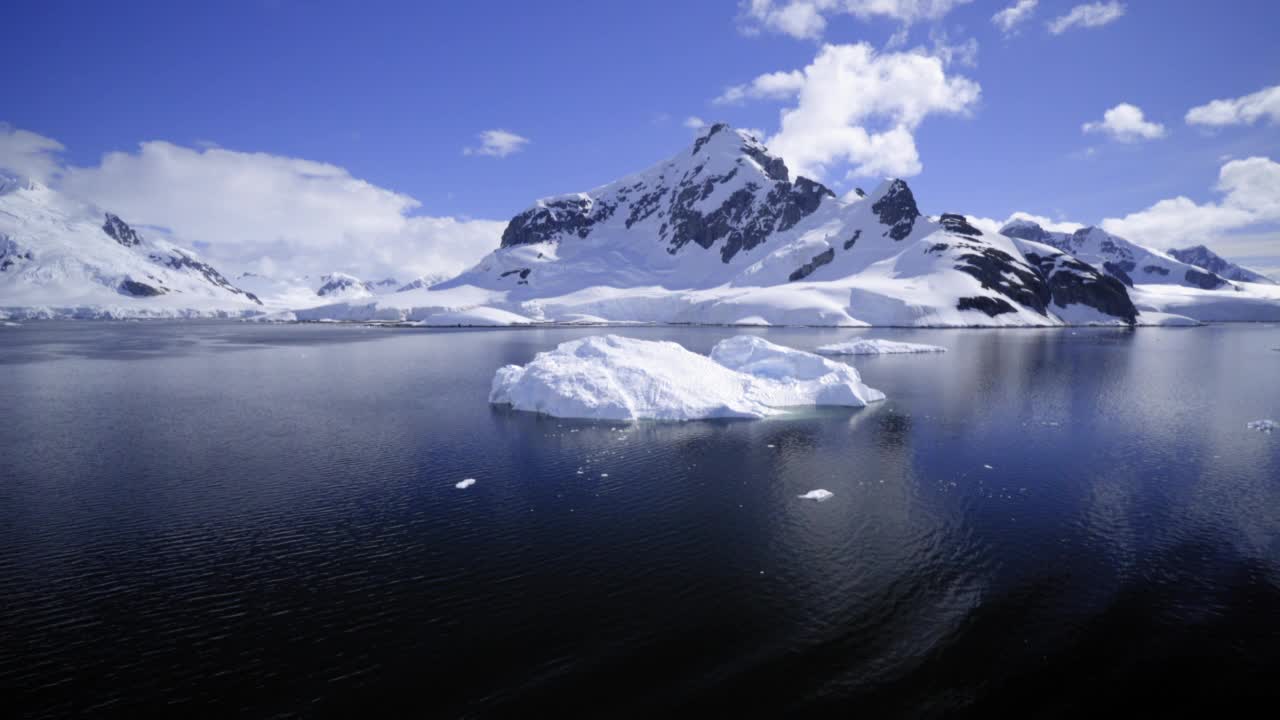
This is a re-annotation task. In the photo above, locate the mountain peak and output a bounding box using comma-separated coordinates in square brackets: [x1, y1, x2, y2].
[869, 179, 920, 241]
[102, 213, 143, 248]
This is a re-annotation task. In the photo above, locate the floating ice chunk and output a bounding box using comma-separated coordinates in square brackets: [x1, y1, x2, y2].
[983, 464, 994, 469]
[815, 338, 946, 356]
[798, 489, 834, 502]
[1247, 419, 1278, 433]
[490, 334, 884, 421]
[455, 478, 477, 489]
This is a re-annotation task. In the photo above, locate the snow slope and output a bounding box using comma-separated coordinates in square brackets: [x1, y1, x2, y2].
[298, 125, 1160, 327]
[0, 174, 261, 319]
[489, 334, 884, 420]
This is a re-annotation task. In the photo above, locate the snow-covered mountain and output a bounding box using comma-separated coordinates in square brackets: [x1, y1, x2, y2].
[315, 272, 375, 299]
[999, 220, 1280, 322]
[0, 174, 262, 319]
[1168, 245, 1276, 285]
[1000, 220, 1231, 290]
[294, 124, 1154, 326]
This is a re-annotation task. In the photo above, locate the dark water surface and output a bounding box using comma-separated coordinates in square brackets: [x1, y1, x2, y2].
[2, 322, 1279, 717]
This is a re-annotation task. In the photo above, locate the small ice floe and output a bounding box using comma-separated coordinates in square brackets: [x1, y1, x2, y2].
[0, 321, 20, 327]
[455, 478, 477, 489]
[600, 473, 609, 477]
[983, 464, 994, 469]
[1247, 419, 1278, 434]
[815, 338, 946, 356]
[798, 489, 834, 502]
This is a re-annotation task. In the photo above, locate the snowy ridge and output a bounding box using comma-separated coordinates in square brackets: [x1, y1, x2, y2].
[0, 174, 262, 318]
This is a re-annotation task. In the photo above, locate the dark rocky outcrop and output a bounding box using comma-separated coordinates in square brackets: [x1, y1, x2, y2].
[119, 279, 165, 297]
[102, 213, 142, 247]
[954, 247, 1047, 314]
[1185, 268, 1228, 290]
[153, 250, 262, 304]
[788, 248, 835, 282]
[1024, 252, 1138, 324]
[501, 197, 615, 248]
[1103, 261, 1135, 287]
[958, 296, 1016, 316]
[0, 236, 33, 271]
[938, 213, 982, 237]
[843, 229, 861, 250]
[872, 180, 920, 241]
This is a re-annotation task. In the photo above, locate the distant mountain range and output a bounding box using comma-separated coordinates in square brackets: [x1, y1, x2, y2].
[3, 128, 1278, 324]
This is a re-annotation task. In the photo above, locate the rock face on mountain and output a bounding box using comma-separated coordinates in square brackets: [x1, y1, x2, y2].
[0, 176, 261, 317]
[1168, 245, 1275, 285]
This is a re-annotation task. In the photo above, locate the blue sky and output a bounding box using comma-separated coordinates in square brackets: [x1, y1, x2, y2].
[3, 0, 1278, 276]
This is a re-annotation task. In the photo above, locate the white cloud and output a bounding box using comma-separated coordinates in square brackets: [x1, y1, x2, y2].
[741, 0, 974, 40]
[926, 27, 978, 67]
[967, 210, 1082, 237]
[0, 124, 66, 184]
[463, 129, 530, 158]
[741, 42, 979, 180]
[1047, 2, 1125, 35]
[1101, 156, 1280, 251]
[684, 116, 709, 130]
[1082, 103, 1166, 142]
[52, 139, 503, 281]
[1185, 84, 1280, 127]
[714, 70, 806, 105]
[991, 0, 1037, 35]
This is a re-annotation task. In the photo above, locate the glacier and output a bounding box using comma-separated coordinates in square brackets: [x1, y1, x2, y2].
[489, 334, 885, 421]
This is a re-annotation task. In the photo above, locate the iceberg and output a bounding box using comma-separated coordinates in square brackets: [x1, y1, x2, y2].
[455, 478, 477, 489]
[1247, 420, 1277, 434]
[489, 334, 884, 421]
[816, 338, 947, 355]
[798, 489, 834, 502]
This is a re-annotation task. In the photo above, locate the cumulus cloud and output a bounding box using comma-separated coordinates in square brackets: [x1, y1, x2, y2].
[966, 210, 1082, 237]
[740, 0, 974, 40]
[991, 0, 1037, 35]
[1101, 156, 1280, 252]
[41, 138, 503, 281]
[1047, 2, 1125, 35]
[683, 116, 709, 130]
[1185, 84, 1280, 127]
[714, 70, 807, 105]
[1082, 103, 1167, 142]
[732, 43, 979, 180]
[0, 124, 66, 184]
[463, 129, 530, 158]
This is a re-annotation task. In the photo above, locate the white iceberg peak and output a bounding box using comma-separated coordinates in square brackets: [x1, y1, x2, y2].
[490, 334, 884, 421]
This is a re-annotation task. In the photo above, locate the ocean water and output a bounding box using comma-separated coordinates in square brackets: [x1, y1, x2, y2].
[2, 321, 1278, 717]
